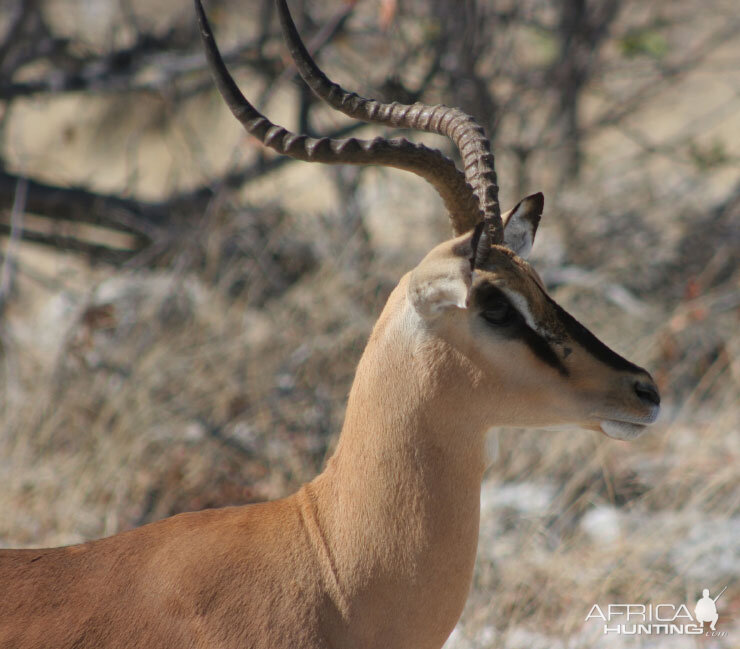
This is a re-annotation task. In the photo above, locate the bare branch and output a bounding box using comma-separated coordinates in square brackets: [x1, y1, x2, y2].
[0, 177, 27, 313]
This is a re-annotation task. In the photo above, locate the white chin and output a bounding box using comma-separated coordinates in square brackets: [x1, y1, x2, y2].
[600, 420, 647, 441]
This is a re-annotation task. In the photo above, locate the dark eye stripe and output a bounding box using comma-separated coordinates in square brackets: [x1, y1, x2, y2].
[477, 280, 643, 376]
[476, 283, 568, 376]
[476, 284, 510, 310]
[540, 289, 644, 374]
[519, 324, 569, 376]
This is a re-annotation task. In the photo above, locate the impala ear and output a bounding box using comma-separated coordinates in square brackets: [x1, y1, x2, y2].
[502, 192, 544, 259]
[407, 243, 472, 319]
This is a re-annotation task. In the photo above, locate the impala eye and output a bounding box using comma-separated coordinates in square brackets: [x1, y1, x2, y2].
[481, 300, 516, 326]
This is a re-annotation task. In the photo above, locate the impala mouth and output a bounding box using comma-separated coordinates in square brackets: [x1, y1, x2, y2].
[599, 405, 660, 440]
[600, 420, 648, 441]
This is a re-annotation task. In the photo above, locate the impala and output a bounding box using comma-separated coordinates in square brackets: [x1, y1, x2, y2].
[0, 1, 661, 648]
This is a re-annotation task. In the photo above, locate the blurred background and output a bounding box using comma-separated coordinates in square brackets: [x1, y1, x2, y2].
[0, 0, 738, 646]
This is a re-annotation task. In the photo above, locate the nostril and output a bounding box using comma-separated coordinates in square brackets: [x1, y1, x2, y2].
[634, 380, 660, 407]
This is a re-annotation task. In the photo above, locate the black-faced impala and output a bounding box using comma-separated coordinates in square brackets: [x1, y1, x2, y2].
[0, 2, 660, 647]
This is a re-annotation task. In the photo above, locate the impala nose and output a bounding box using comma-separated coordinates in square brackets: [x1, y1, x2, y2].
[634, 379, 660, 407]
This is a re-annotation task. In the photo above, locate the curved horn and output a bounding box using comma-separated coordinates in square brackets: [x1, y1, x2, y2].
[276, 0, 503, 243]
[194, 0, 479, 235]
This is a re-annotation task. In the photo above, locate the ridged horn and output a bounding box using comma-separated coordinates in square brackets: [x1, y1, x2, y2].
[194, 0, 479, 235]
[275, 0, 503, 243]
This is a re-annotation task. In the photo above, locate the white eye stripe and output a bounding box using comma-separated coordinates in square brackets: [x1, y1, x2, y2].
[499, 288, 548, 337]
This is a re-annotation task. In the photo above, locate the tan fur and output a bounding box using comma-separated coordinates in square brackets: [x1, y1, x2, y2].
[0, 232, 659, 649]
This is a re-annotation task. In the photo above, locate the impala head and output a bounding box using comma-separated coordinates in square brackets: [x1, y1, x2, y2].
[195, 0, 660, 440]
[407, 195, 660, 440]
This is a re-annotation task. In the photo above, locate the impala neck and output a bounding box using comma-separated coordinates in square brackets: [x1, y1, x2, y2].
[305, 276, 491, 645]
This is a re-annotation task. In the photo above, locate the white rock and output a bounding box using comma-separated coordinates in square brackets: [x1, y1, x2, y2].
[581, 505, 622, 545]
